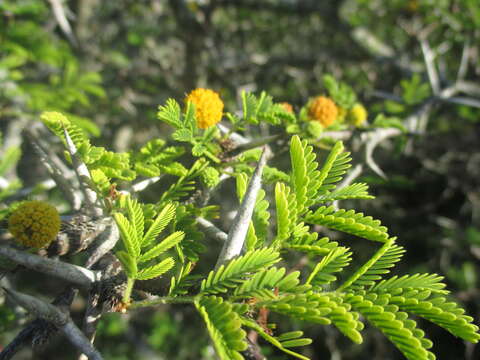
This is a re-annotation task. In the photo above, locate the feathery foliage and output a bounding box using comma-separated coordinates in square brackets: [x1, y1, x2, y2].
[195, 296, 247, 360]
[200, 248, 280, 294]
[114, 196, 182, 290]
[22, 92, 479, 360]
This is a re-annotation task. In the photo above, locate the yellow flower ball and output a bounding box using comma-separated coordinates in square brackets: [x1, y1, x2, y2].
[348, 103, 368, 127]
[8, 201, 61, 248]
[307, 96, 338, 127]
[185, 88, 224, 129]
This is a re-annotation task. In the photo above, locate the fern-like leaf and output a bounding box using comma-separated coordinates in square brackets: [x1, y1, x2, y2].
[41, 111, 89, 150]
[317, 183, 374, 202]
[339, 239, 404, 291]
[286, 232, 338, 255]
[142, 203, 176, 247]
[372, 273, 448, 294]
[114, 212, 140, 258]
[136, 257, 174, 280]
[157, 99, 182, 128]
[316, 142, 351, 197]
[241, 91, 258, 123]
[200, 248, 280, 294]
[345, 292, 435, 360]
[258, 290, 361, 340]
[196, 296, 247, 360]
[290, 135, 322, 213]
[323, 292, 364, 344]
[273, 182, 298, 247]
[307, 247, 352, 286]
[138, 231, 184, 263]
[388, 290, 480, 343]
[234, 268, 308, 299]
[126, 197, 144, 248]
[306, 206, 389, 242]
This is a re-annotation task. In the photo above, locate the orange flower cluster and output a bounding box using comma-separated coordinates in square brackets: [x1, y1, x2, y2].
[185, 88, 224, 129]
[307, 96, 338, 127]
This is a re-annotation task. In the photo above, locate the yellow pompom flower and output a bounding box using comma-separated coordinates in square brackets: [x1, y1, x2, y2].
[348, 103, 368, 127]
[307, 96, 338, 127]
[8, 201, 61, 248]
[185, 88, 224, 129]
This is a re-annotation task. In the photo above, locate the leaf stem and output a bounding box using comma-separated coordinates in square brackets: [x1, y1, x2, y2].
[123, 277, 135, 304]
[129, 296, 198, 309]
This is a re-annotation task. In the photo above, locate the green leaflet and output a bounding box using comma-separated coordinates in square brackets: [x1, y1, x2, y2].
[290, 135, 322, 213]
[114, 212, 140, 259]
[196, 296, 247, 360]
[256, 292, 362, 344]
[307, 247, 352, 287]
[138, 231, 184, 263]
[306, 205, 389, 242]
[240, 91, 294, 125]
[41, 111, 89, 150]
[157, 98, 182, 128]
[345, 292, 435, 360]
[136, 258, 174, 281]
[339, 239, 404, 291]
[233, 267, 308, 299]
[114, 196, 181, 282]
[318, 182, 374, 202]
[200, 248, 280, 294]
[372, 273, 448, 294]
[387, 289, 480, 343]
[286, 231, 338, 255]
[142, 203, 176, 247]
[273, 182, 297, 247]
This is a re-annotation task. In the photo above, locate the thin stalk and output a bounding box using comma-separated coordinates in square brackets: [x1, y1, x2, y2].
[122, 277, 135, 304]
[129, 296, 198, 309]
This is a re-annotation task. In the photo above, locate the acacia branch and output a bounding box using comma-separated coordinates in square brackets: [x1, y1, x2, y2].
[64, 128, 103, 217]
[25, 129, 81, 210]
[457, 39, 471, 81]
[84, 220, 119, 269]
[3, 288, 103, 360]
[0, 245, 99, 288]
[215, 147, 269, 268]
[196, 217, 228, 243]
[131, 176, 162, 192]
[420, 37, 441, 95]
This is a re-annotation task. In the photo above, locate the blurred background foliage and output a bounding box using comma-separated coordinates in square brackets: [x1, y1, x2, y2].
[1, 0, 479, 359]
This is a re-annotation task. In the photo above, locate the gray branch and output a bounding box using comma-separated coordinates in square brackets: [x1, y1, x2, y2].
[131, 176, 162, 193]
[420, 37, 441, 95]
[196, 217, 228, 243]
[85, 220, 119, 269]
[64, 129, 104, 217]
[48, 0, 78, 47]
[25, 129, 81, 210]
[215, 147, 269, 268]
[64, 321, 103, 360]
[3, 288, 103, 360]
[0, 245, 99, 288]
[456, 39, 471, 81]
